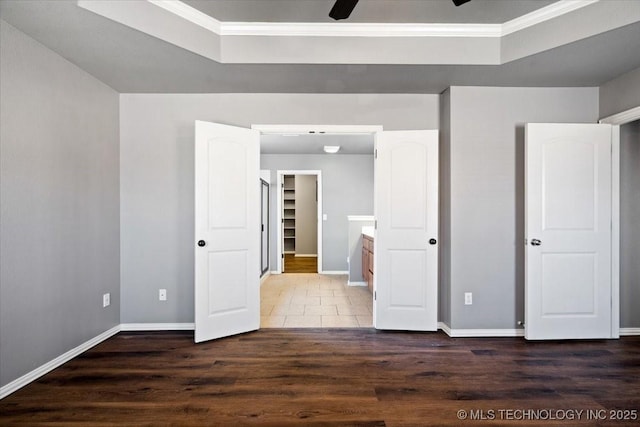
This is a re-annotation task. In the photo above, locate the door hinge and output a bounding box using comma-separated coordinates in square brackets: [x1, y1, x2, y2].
[374, 291, 377, 300]
[374, 149, 378, 159]
[281, 183, 284, 188]
[281, 218, 284, 224]
[374, 220, 377, 230]
[282, 253, 285, 259]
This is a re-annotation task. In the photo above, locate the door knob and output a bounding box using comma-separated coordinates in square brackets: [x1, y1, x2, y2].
[197, 240, 206, 247]
[429, 238, 437, 245]
[531, 239, 542, 246]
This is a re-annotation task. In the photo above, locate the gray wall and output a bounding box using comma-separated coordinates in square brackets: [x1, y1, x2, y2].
[295, 175, 318, 256]
[0, 21, 120, 387]
[261, 155, 374, 272]
[439, 88, 452, 326]
[599, 67, 640, 118]
[119, 93, 438, 323]
[620, 120, 640, 328]
[445, 86, 599, 330]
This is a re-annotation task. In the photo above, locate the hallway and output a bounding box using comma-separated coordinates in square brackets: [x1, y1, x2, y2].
[260, 274, 373, 328]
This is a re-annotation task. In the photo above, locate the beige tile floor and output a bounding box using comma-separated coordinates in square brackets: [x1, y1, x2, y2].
[260, 273, 373, 328]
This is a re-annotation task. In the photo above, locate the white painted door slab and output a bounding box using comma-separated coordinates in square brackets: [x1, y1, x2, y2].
[525, 123, 612, 340]
[374, 130, 439, 331]
[195, 121, 260, 343]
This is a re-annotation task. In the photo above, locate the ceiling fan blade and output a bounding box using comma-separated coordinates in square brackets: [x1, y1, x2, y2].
[452, 0, 472, 6]
[329, 0, 359, 20]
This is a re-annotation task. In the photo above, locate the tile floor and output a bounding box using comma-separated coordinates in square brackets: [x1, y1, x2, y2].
[260, 273, 373, 328]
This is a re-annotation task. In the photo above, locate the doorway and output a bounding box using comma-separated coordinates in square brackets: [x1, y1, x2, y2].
[280, 172, 320, 273]
[195, 122, 439, 340]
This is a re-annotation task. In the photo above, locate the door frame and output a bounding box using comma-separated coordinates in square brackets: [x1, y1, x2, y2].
[252, 124, 383, 275]
[276, 170, 322, 273]
[600, 105, 640, 338]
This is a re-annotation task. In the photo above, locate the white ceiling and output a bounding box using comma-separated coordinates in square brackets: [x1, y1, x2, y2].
[182, 0, 556, 24]
[260, 133, 374, 155]
[0, 0, 639, 93]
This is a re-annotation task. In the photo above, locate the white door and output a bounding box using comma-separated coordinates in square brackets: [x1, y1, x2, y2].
[194, 121, 260, 343]
[374, 130, 439, 331]
[525, 123, 612, 340]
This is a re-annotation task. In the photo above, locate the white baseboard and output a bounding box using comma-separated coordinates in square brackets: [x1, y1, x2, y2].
[620, 328, 640, 336]
[438, 322, 452, 336]
[295, 254, 318, 257]
[260, 271, 271, 284]
[270, 270, 280, 275]
[438, 322, 524, 337]
[0, 325, 121, 400]
[348, 281, 367, 287]
[321, 270, 348, 275]
[120, 323, 195, 331]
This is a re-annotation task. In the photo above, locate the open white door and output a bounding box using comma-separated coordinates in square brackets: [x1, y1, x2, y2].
[374, 130, 439, 331]
[525, 123, 612, 340]
[195, 121, 260, 343]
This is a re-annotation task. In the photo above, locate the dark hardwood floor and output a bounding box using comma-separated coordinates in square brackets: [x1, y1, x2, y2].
[284, 253, 318, 273]
[1, 329, 639, 426]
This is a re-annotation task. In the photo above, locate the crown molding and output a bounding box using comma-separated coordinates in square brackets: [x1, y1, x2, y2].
[222, 22, 501, 38]
[149, 0, 222, 34]
[147, 0, 599, 39]
[501, 0, 599, 36]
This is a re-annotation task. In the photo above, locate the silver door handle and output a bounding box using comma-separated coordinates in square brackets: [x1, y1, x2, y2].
[531, 239, 542, 246]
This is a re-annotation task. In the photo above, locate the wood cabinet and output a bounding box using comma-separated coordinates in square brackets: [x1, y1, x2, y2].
[362, 234, 374, 293]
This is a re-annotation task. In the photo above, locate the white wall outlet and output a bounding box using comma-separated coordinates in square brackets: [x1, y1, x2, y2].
[159, 289, 167, 301]
[464, 292, 473, 305]
[322, 213, 328, 221]
[102, 293, 110, 308]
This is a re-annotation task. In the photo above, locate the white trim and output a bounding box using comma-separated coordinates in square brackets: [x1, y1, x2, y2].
[599, 106, 640, 125]
[223, 22, 502, 38]
[347, 281, 368, 287]
[148, 0, 597, 39]
[441, 326, 525, 338]
[620, 328, 640, 336]
[321, 270, 349, 275]
[501, 0, 598, 36]
[438, 322, 452, 336]
[149, 0, 222, 33]
[269, 270, 280, 275]
[0, 325, 121, 400]
[347, 215, 375, 221]
[295, 254, 318, 257]
[253, 124, 382, 135]
[598, 105, 639, 339]
[611, 125, 620, 339]
[120, 323, 195, 331]
[260, 271, 271, 284]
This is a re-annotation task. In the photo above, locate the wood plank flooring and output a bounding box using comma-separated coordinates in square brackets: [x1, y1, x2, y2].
[284, 254, 317, 273]
[1, 329, 639, 426]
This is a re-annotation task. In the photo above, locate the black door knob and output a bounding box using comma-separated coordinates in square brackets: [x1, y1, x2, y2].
[197, 240, 206, 247]
[429, 238, 437, 245]
[531, 239, 542, 246]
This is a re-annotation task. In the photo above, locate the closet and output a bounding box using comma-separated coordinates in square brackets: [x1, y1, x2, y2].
[283, 175, 296, 253]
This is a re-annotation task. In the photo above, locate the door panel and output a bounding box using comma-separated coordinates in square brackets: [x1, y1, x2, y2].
[374, 130, 438, 331]
[195, 121, 260, 343]
[260, 179, 269, 276]
[525, 123, 612, 340]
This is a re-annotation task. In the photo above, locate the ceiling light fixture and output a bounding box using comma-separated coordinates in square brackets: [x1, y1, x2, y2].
[324, 145, 340, 154]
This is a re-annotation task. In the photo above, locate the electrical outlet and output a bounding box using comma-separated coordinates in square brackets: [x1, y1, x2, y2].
[464, 292, 473, 305]
[103, 293, 110, 308]
[159, 289, 167, 301]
